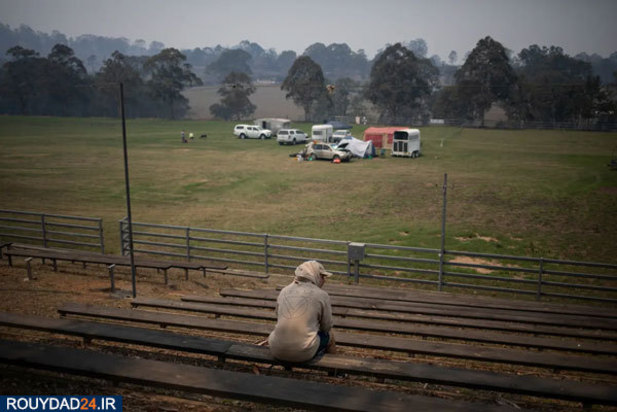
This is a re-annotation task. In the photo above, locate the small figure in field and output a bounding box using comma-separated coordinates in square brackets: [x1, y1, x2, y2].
[268, 260, 336, 362]
[181, 130, 186, 143]
[189, 132, 194, 140]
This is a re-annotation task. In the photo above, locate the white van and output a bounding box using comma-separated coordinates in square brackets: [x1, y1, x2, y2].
[254, 118, 291, 136]
[311, 124, 333, 142]
[392, 129, 421, 158]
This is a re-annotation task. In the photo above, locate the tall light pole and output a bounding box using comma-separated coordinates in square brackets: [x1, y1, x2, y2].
[120, 82, 137, 297]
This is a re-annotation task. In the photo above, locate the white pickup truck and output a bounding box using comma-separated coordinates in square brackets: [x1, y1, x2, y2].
[233, 124, 272, 139]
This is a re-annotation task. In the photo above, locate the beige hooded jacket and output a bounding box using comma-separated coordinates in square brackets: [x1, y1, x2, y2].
[268, 261, 333, 362]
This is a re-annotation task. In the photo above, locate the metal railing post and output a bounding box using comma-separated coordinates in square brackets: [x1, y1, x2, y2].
[536, 258, 544, 301]
[186, 227, 191, 261]
[99, 219, 105, 254]
[264, 234, 269, 274]
[346, 242, 352, 279]
[119, 218, 126, 256]
[40, 214, 48, 248]
[438, 173, 447, 291]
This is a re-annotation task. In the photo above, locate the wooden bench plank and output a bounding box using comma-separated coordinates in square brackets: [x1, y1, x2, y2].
[5, 248, 172, 270]
[223, 345, 617, 406]
[2, 246, 231, 285]
[322, 284, 617, 319]
[4, 245, 226, 275]
[133, 258, 226, 281]
[1, 312, 615, 406]
[164, 260, 228, 271]
[0, 311, 233, 355]
[220, 288, 617, 331]
[132, 298, 617, 356]
[1, 339, 511, 412]
[57, 303, 617, 375]
[182, 294, 617, 341]
[205, 268, 270, 279]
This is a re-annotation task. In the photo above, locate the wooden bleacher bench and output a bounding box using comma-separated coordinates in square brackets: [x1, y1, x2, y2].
[3, 244, 227, 284]
[131, 258, 226, 283]
[132, 297, 617, 356]
[56, 303, 617, 375]
[4, 245, 168, 269]
[218, 288, 617, 331]
[1, 312, 615, 406]
[5, 247, 172, 280]
[1, 339, 515, 412]
[322, 284, 617, 319]
[202, 267, 270, 279]
[182, 294, 617, 341]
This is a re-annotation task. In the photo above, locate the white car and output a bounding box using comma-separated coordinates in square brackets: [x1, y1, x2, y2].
[332, 130, 352, 143]
[277, 129, 308, 145]
[305, 142, 352, 162]
[233, 124, 272, 139]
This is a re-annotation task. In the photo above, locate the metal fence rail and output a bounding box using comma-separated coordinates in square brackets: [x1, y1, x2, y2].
[119, 217, 617, 304]
[0, 210, 104, 253]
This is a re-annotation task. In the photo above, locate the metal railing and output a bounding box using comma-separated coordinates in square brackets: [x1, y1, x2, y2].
[441, 250, 617, 303]
[0, 210, 104, 253]
[119, 217, 617, 304]
[119, 218, 351, 273]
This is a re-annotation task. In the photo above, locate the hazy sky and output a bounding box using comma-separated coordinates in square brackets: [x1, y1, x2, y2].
[1, 0, 615, 61]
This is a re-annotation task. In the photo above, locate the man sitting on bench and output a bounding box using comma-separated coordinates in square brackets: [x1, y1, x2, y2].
[268, 260, 336, 362]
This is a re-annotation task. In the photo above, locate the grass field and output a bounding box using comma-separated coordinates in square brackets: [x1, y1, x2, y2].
[1, 116, 616, 264]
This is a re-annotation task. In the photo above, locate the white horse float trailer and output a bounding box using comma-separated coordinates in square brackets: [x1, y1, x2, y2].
[392, 129, 421, 158]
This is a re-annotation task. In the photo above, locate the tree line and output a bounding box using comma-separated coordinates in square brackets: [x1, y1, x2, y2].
[3, 22, 617, 84]
[0, 24, 442, 83]
[220, 38, 617, 128]
[435, 38, 616, 128]
[1, 35, 616, 127]
[0, 45, 201, 118]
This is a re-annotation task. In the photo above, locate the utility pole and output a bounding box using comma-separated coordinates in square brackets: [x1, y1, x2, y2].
[120, 82, 137, 297]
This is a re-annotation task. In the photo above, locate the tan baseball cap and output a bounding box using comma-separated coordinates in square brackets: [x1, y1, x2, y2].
[295, 260, 333, 280]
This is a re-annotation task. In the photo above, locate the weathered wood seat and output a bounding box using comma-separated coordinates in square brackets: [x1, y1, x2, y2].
[202, 267, 270, 279]
[1, 312, 615, 406]
[182, 294, 617, 341]
[5, 247, 169, 270]
[322, 284, 617, 319]
[219, 288, 617, 331]
[130, 258, 226, 283]
[57, 303, 617, 375]
[3, 244, 227, 284]
[132, 297, 617, 356]
[0, 339, 513, 412]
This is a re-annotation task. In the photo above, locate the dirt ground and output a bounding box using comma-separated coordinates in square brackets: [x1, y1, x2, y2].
[0, 258, 615, 411]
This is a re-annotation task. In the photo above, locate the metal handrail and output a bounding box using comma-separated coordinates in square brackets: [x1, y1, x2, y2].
[119, 216, 617, 304]
[0, 210, 104, 253]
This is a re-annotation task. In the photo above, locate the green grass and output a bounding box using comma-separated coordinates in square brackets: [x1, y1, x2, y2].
[1, 116, 616, 264]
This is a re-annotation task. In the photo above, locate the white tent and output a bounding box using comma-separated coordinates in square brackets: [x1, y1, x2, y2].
[337, 137, 374, 158]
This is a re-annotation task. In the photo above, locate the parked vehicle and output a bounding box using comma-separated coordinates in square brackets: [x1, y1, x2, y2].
[277, 129, 308, 145]
[311, 124, 333, 142]
[332, 129, 352, 143]
[254, 118, 291, 136]
[305, 142, 352, 162]
[233, 124, 272, 139]
[392, 129, 421, 158]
